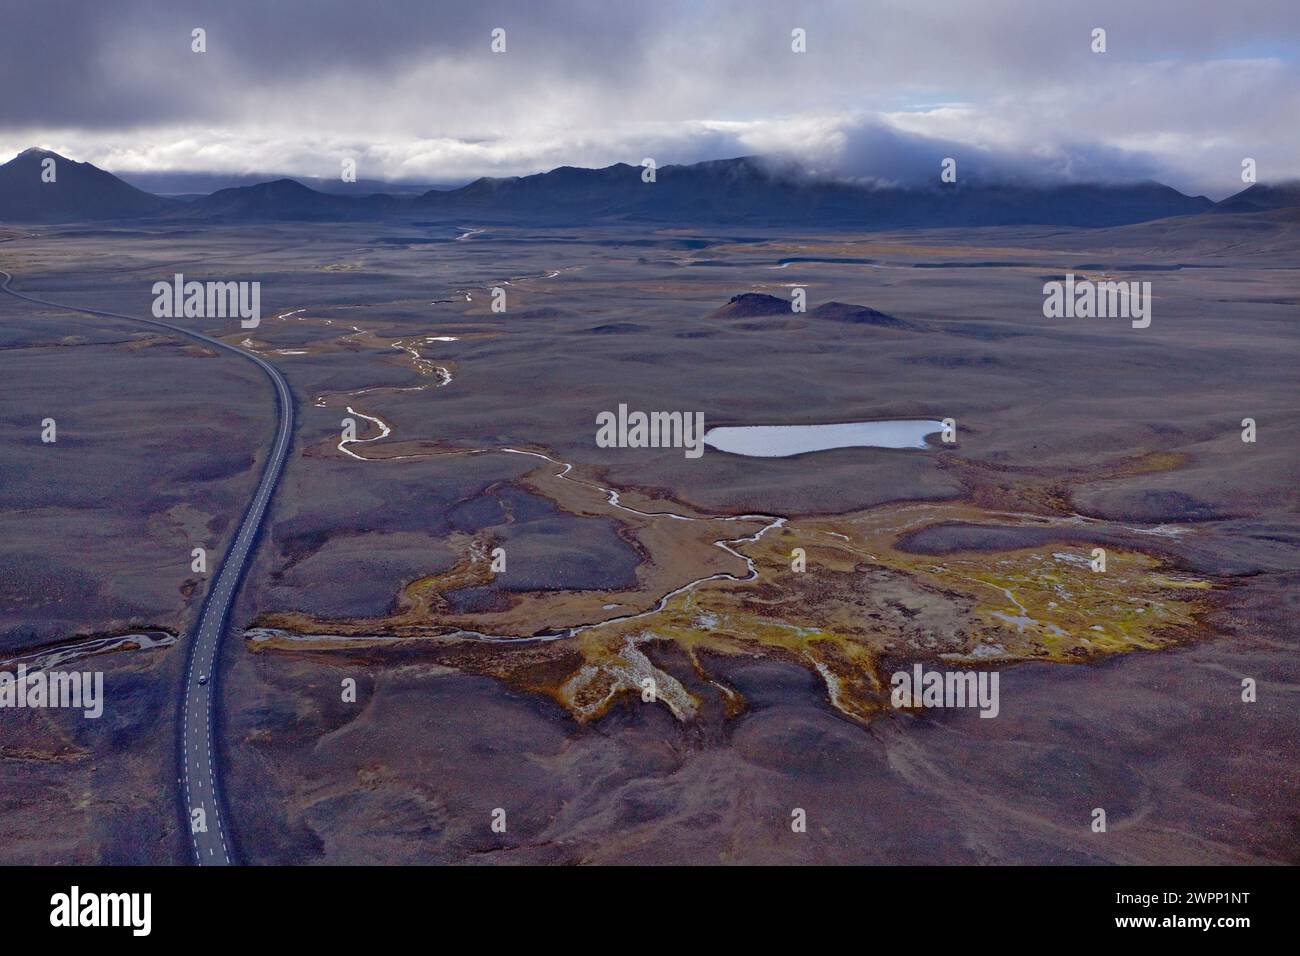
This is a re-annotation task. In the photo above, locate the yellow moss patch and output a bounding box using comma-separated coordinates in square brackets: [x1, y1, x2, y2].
[252, 456, 1217, 726]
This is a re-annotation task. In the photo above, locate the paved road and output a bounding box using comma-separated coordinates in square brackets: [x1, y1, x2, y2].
[0, 265, 294, 865]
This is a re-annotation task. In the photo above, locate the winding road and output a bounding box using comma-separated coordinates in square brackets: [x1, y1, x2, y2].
[0, 264, 294, 866]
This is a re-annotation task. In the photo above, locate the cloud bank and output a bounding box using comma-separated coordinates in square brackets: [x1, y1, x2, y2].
[2, 0, 1297, 197]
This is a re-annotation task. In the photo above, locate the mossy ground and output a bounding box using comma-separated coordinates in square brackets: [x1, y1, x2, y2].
[250, 452, 1217, 725]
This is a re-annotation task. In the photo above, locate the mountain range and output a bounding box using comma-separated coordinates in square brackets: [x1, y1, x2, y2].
[1, 147, 1294, 229]
[115, 169, 453, 198]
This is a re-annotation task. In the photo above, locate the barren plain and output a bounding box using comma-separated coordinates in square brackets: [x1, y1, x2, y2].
[1, 212, 1297, 863]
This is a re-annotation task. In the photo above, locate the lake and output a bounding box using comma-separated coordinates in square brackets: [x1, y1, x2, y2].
[704, 420, 945, 457]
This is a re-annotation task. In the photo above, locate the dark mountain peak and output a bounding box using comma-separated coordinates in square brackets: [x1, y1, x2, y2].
[1213, 181, 1300, 214]
[443, 161, 641, 202]
[669, 155, 774, 179]
[0, 147, 174, 222]
[1108, 179, 1212, 204]
[214, 178, 318, 198]
[4, 147, 91, 174]
[12, 146, 65, 162]
[441, 174, 520, 199]
[556, 162, 636, 178]
[179, 176, 401, 221]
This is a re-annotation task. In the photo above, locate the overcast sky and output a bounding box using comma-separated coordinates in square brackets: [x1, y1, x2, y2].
[2, 0, 1297, 198]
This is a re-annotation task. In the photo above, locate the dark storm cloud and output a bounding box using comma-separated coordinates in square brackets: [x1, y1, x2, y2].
[2, 0, 1297, 195]
[1, 0, 670, 127]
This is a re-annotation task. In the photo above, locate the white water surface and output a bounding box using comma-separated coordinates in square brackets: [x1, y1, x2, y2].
[704, 420, 944, 457]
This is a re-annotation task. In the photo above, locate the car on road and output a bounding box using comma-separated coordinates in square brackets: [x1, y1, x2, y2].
[198, 675, 208, 686]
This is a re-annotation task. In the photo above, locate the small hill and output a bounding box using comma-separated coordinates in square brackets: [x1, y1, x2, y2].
[708, 293, 913, 329]
[707, 293, 793, 319]
[809, 301, 908, 327]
